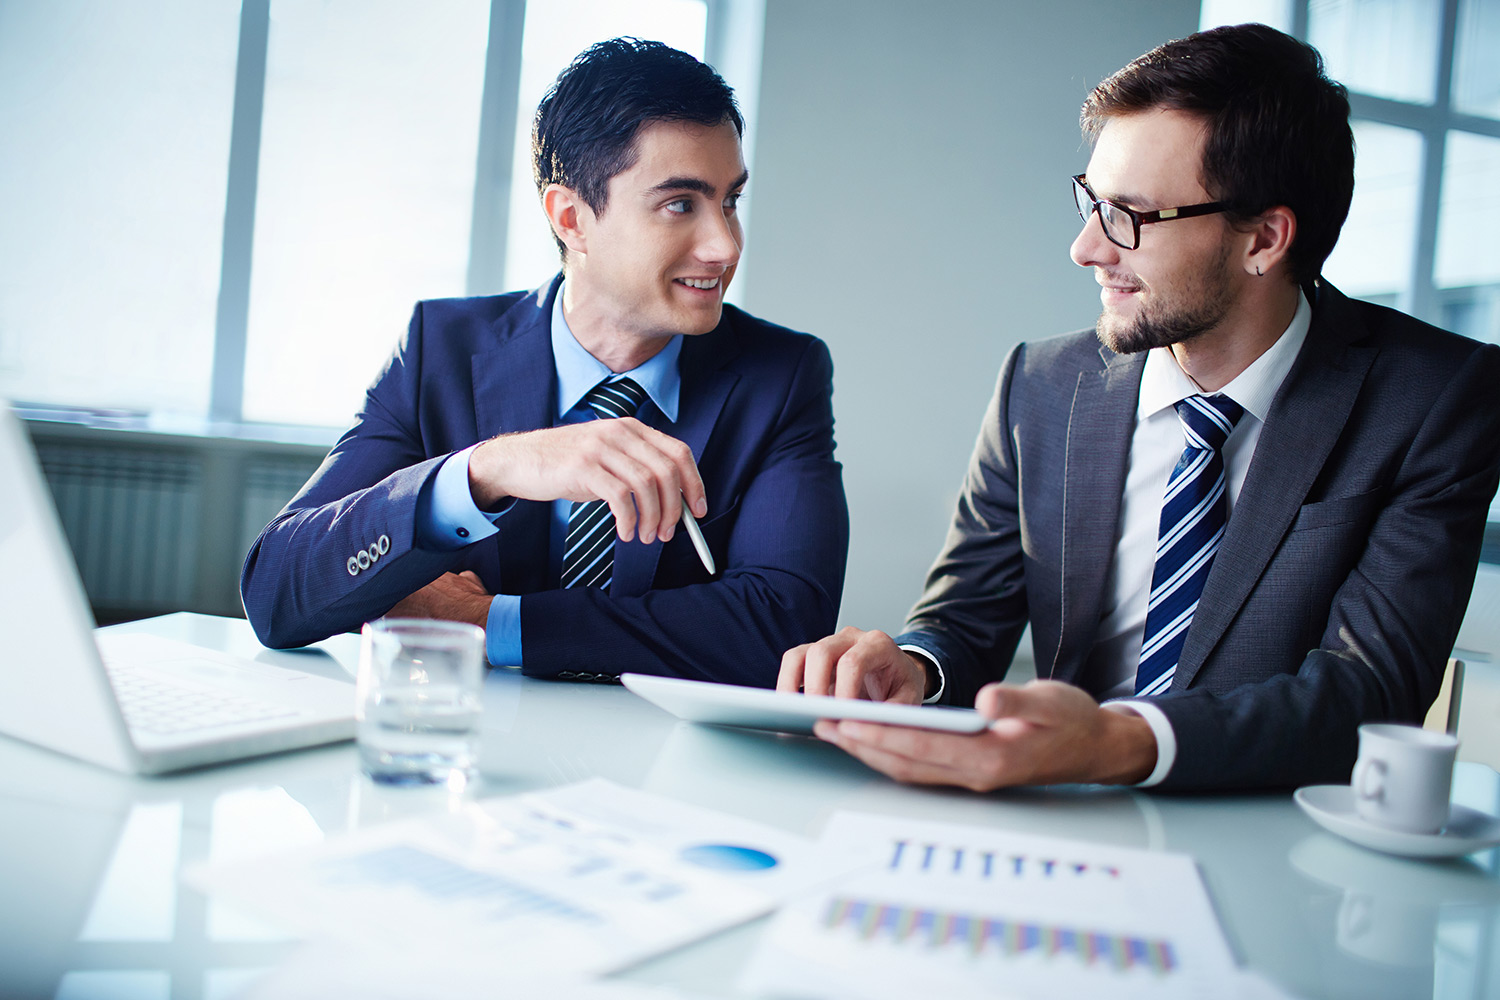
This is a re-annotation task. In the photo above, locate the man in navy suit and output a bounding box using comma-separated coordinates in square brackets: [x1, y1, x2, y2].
[241, 39, 849, 686]
[779, 25, 1500, 790]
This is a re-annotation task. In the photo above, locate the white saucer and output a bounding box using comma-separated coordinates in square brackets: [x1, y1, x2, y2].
[1294, 784, 1500, 859]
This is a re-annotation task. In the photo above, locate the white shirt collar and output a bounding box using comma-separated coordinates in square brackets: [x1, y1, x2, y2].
[1138, 288, 1312, 422]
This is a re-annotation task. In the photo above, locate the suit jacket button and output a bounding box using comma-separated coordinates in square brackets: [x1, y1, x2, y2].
[347, 556, 360, 576]
[356, 550, 372, 571]
[559, 671, 577, 680]
[456, 527, 469, 539]
[377, 534, 391, 554]
[368, 543, 381, 562]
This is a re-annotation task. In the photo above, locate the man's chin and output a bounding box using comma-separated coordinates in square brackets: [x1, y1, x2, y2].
[682, 303, 726, 337]
[1096, 311, 1212, 356]
[1095, 314, 1150, 355]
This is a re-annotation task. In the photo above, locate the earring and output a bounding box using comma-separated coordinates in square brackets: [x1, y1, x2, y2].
[1255, 266, 1264, 276]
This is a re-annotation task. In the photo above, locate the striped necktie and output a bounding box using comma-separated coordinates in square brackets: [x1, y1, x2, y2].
[1134, 393, 1244, 696]
[560, 376, 648, 591]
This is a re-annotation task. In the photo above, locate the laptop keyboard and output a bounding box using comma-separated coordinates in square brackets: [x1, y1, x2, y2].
[106, 662, 301, 736]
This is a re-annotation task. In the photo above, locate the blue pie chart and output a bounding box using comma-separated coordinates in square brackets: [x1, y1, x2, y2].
[679, 843, 779, 871]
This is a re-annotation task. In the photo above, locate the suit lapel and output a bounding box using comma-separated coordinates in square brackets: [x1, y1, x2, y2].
[473, 278, 558, 595]
[611, 320, 742, 597]
[1175, 286, 1377, 687]
[1054, 347, 1144, 679]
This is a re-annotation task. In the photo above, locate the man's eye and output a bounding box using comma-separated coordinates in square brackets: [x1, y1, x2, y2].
[724, 192, 743, 212]
[666, 199, 692, 214]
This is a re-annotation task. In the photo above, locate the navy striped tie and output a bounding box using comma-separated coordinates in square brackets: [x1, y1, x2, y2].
[560, 376, 648, 591]
[1135, 394, 1244, 696]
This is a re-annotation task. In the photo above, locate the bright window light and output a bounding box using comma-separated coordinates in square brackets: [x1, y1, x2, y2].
[239, 0, 490, 427]
[500, 0, 709, 295]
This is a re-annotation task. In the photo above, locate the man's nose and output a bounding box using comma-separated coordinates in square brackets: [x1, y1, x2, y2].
[1070, 209, 1120, 269]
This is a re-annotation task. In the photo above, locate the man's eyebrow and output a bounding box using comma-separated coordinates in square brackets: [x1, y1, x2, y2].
[1100, 189, 1152, 210]
[647, 170, 751, 197]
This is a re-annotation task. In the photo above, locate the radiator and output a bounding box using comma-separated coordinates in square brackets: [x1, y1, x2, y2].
[31, 434, 323, 618]
[34, 443, 202, 611]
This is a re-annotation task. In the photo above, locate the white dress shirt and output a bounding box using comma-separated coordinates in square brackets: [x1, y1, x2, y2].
[1101, 290, 1311, 785]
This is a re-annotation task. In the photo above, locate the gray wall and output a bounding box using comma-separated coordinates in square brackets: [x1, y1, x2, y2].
[742, 0, 1200, 631]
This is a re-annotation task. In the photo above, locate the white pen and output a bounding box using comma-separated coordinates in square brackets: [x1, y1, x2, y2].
[680, 500, 717, 575]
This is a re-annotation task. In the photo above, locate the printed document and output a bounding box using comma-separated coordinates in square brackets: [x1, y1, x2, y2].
[190, 779, 865, 981]
[741, 811, 1239, 999]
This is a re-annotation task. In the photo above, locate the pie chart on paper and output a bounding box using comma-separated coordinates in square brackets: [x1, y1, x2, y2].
[679, 843, 780, 871]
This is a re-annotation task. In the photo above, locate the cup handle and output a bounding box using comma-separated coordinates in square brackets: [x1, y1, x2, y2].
[1354, 758, 1387, 803]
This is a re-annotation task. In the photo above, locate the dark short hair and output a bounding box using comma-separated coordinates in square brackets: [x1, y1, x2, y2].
[532, 37, 743, 258]
[1080, 23, 1354, 285]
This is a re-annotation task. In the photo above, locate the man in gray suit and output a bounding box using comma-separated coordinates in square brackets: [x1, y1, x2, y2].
[778, 24, 1500, 792]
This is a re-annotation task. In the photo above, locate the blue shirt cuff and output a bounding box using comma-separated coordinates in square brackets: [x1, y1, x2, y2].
[421, 445, 510, 550]
[486, 594, 522, 667]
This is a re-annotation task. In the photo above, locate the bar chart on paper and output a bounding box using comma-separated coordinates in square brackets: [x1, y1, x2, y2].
[819, 896, 1179, 975]
[741, 813, 1236, 1000]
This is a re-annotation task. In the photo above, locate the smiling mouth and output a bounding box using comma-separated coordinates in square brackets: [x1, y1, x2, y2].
[677, 277, 720, 290]
[1097, 269, 1141, 295]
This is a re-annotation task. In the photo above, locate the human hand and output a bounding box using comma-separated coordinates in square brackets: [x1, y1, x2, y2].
[468, 419, 706, 545]
[777, 626, 929, 703]
[389, 570, 493, 628]
[812, 680, 1157, 790]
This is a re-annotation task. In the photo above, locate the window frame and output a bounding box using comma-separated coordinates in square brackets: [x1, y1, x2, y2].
[1280, 0, 1500, 561]
[207, 0, 751, 425]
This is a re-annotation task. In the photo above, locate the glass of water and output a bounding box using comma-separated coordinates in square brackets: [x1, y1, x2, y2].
[356, 618, 485, 786]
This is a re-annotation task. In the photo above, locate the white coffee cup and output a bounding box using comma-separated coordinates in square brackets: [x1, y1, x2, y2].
[1351, 723, 1458, 834]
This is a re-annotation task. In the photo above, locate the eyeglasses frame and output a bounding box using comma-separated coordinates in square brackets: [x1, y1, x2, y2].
[1071, 174, 1232, 251]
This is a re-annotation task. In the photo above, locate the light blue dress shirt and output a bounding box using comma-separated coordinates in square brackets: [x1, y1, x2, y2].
[417, 283, 682, 666]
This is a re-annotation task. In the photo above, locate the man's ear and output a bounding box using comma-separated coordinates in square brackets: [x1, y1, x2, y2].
[1244, 204, 1296, 278]
[542, 184, 591, 257]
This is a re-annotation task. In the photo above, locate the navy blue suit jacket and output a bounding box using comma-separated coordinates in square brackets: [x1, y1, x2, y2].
[240, 277, 849, 686]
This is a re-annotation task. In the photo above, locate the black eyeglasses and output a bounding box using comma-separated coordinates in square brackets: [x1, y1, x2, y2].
[1072, 174, 1231, 250]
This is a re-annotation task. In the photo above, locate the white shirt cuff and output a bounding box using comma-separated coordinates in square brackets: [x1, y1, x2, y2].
[898, 643, 946, 704]
[1101, 699, 1176, 787]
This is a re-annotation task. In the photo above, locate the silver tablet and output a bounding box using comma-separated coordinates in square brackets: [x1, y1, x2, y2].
[621, 673, 989, 736]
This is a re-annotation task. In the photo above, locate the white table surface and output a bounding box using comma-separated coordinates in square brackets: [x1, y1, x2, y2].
[3, 612, 1500, 1000]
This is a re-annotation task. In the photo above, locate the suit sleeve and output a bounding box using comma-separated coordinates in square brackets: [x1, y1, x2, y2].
[240, 305, 470, 648]
[895, 345, 1031, 709]
[1152, 342, 1500, 791]
[517, 339, 849, 688]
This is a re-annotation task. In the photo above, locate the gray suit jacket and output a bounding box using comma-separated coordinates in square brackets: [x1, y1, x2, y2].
[898, 283, 1500, 791]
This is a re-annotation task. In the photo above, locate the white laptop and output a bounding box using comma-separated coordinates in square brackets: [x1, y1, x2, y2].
[0, 404, 356, 775]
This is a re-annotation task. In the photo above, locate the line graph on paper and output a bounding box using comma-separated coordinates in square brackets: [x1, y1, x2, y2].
[820, 896, 1179, 977]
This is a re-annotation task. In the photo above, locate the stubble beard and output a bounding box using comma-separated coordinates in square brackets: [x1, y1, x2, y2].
[1095, 244, 1234, 355]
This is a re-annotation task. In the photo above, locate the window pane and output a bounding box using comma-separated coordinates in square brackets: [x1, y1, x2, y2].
[1435, 132, 1500, 345]
[1309, 0, 1441, 105]
[501, 0, 709, 295]
[0, 0, 239, 416]
[240, 0, 490, 427]
[1454, 0, 1500, 118]
[1199, 0, 1293, 32]
[1322, 121, 1423, 302]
